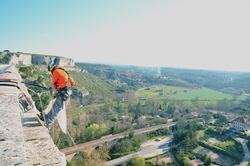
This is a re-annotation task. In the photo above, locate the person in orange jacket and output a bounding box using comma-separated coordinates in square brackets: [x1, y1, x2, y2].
[50, 66, 75, 90]
[39, 65, 75, 127]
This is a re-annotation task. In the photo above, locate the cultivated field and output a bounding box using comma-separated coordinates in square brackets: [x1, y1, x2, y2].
[136, 85, 247, 102]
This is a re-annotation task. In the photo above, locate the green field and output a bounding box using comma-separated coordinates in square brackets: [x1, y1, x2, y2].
[136, 85, 247, 101]
[136, 85, 194, 98]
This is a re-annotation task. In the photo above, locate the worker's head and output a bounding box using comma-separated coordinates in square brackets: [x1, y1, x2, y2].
[47, 65, 56, 75]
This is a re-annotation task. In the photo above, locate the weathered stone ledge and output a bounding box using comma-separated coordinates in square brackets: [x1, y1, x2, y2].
[0, 65, 66, 166]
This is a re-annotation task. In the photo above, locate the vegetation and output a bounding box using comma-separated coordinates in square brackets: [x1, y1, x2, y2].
[67, 146, 110, 166]
[18, 65, 52, 111]
[201, 128, 243, 161]
[0, 52, 13, 63]
[109, 128, 170, 159]
[171, 122, 244, 166]
[171, 121, 202, 165]
[69, 70, 116, 105]
[127, 157, 146, 166]
[76, 62, 250, 93]
[15, 61, 250, 166]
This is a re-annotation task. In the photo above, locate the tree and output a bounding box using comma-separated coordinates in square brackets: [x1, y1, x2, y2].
[125, 90, 138, 104]
[128, 157, 146, 166]
[103, 97, 113, 111]
[91, 146, 110, 161]
[216, 98, 230, 111]
[173, 129, 186, 144]
[73, 151, 91, 165]
[112, 139, 133, 153]
[186, 120, 199, 132]
[145, 98, 162, 111]
[216, 114, 228, 125]
[177, 117, 187, 129]
[204, 157, 212, 166]
[83, 124, 107, 141]
[239, 89, 245, 95]
[201, 114, 212, 124]
[191, 96, 199, 105]
[167, 103, 175, 115]
[182, 136, 193, 153]
[72, 150, 107, 166]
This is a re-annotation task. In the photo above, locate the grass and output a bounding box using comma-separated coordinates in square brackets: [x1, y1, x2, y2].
[136, 85, 195, 98]
[174, 87, 231, 100]
[136, 85, 247, 102]
[197, 130, 206, 138]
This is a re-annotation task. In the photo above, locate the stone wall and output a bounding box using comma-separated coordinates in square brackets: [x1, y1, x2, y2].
[0, 64, 66, 165]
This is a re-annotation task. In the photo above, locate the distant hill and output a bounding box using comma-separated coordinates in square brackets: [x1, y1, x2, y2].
[76, 62, 250, 94]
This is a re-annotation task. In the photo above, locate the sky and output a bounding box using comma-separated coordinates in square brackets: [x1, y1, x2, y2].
[1, 0, 250, 72]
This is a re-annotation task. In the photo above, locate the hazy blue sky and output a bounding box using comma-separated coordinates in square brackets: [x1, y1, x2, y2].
[1, 0, 250, 71]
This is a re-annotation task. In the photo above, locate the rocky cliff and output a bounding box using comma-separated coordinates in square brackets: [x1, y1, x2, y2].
[0, 51, 74, 66]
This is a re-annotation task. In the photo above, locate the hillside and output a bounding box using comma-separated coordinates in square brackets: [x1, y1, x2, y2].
[76, 62, 250, 94]
[76, 62, 195, 91]
[18, 65, 121, 109]
[69, 70, 117, 105]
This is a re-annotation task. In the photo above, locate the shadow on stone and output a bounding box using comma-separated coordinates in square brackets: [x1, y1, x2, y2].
[22, 117, 40, 127]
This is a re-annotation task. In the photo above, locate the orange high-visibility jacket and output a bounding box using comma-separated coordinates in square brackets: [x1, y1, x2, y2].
[52, 66, 75, 89]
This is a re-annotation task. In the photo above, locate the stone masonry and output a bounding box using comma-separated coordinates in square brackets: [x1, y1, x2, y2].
[0, 65, 66, 166]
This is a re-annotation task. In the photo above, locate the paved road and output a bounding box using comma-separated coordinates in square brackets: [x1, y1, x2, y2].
[106, 136, 172, 166]
[236, 138, 249, 166]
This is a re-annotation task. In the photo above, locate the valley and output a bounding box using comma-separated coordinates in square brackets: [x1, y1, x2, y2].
[2, 52, 250, 166]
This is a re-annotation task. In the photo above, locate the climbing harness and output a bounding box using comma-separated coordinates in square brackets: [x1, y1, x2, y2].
[58, 67, 72, 102]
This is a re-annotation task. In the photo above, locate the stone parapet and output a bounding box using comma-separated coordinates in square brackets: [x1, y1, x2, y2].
[0, 64, 66, 166]
[0, 88, 27, 165]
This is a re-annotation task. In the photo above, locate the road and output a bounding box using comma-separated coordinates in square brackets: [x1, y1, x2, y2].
[236, 138, 249, 166]
[106, 136, 172, 166]
[60, 122, 176, 155]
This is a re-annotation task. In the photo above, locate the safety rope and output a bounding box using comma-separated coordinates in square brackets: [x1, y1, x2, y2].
[67, 94, 76, 146]
[25, 87, 48, 126]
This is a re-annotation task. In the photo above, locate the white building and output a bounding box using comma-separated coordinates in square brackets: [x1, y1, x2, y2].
[231, 117, 250, 131]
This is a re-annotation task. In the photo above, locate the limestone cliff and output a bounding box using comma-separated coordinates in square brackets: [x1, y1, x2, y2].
[0, 51, 74, 66]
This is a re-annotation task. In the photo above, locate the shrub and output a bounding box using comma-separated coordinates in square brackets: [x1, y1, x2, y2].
[0, 53, 13, 63]
[128, 157, 146, 166]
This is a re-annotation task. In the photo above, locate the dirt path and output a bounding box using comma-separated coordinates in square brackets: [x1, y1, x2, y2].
[194, 146, 235, 166]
